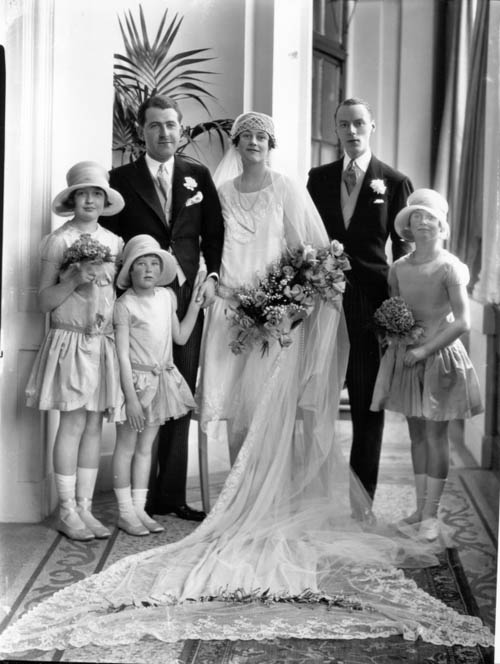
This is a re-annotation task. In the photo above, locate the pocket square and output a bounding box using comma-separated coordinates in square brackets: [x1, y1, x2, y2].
[186, 191, 203, 207]
[373, 198, 384, 204]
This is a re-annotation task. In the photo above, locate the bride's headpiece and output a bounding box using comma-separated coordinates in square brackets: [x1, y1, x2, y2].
[231, 112, 276, 143]
[214, 112, 277, 187]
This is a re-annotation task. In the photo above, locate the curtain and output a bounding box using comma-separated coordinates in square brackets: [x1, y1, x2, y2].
[432, 0, 475, 201]
[472, 5, 500, 304]
[432, 0, 488, 291]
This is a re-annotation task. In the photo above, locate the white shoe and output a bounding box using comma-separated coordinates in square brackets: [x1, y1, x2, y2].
[117, 515, 149, 537]
[137, 512, 165, 534]
[399, 510, 422, 526]
[419, 517, 440, 541]
[58, 503, 94, 541]
[77, 500, 111, 539]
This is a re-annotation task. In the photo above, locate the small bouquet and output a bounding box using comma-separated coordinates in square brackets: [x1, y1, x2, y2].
[60, 234, 113, 271]
[227, 240, 350, 355]
[373, 296, 424, 345]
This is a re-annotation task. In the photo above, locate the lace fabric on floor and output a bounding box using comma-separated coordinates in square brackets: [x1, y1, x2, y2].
[0, 170, 493, 654]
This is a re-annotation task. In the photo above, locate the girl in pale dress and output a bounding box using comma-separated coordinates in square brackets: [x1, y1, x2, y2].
[25, 161, 125, 541]
[112, 235, 201, 536]
[371, 189, 483, 541]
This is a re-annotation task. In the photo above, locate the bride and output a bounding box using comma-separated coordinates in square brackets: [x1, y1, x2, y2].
[0, 113, 492, 653]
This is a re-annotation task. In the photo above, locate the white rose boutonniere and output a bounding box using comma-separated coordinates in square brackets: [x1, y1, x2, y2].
[370, 179, 386, 204]
[186, 191, 203, 207]
[370, 179, 387, 195]
[184, 176, 198, 191]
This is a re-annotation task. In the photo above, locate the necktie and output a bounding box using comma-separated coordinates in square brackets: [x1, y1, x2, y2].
[157, 163, 169, 212]
[343, 159, 357, 195]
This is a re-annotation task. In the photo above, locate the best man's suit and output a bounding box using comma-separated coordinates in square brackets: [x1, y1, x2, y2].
[307, 155, 412, 503]
[102, 154, 224, 511]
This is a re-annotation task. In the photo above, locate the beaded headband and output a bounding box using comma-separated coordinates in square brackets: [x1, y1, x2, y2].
[231, 112, 276, 142]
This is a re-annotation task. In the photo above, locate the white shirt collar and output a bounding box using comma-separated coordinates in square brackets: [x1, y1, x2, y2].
[343, 150, 372, 173]
[145, 154, 175, 179]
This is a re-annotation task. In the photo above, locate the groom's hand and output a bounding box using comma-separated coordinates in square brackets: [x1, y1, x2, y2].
[196, 275, 217, 308]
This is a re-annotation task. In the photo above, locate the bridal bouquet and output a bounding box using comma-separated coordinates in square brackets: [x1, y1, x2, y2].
[373, 296, 424, 345]
[227, 240, 350, 355]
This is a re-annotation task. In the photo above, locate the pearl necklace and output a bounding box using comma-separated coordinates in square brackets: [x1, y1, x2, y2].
[236, 169, 269, 214]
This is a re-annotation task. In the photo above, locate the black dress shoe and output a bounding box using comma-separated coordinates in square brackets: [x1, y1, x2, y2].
[152, 503, 206, 521]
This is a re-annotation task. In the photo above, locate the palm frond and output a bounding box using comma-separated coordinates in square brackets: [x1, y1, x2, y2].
[113, 4, 233, 164]
[179, 119, 233, 155]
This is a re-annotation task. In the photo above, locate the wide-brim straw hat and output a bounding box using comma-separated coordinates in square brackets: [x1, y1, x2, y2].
[116, 234, 177, 290]
[52, 161, 125, 217]
[394, 188, 449, 242]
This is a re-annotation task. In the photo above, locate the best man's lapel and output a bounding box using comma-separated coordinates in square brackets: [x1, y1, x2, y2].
[348, 156, 384, 226]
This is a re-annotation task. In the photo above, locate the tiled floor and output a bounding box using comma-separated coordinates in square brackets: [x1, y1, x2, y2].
[0, 412, 498, 651]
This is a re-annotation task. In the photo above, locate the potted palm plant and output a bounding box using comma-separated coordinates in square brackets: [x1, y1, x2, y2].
[112, 4, 233, 165]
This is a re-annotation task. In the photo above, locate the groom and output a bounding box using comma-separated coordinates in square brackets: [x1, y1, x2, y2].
[102, 95, 224, 521]
[307, 97, 412, 517]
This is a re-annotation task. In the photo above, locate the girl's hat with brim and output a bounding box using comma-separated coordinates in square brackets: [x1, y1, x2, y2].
[52, 161, 125, 217]
[394, 188, 449, 242]
[116, 234, 177, 290]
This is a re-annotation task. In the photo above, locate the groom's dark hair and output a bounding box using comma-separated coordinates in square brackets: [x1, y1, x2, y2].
[137, 95, 183, 126]
[334, 97, 373, 121]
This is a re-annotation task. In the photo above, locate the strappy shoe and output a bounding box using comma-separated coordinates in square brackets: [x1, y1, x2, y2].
[117, 515, 149, 537]
[395, 511, 422, 533]
[57, 505, 94, 542]
[77, 498, 111, 538]
[137, 512, 165, 534]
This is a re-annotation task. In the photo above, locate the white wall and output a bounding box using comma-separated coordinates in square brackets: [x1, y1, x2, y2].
[348, 0, 436, 188]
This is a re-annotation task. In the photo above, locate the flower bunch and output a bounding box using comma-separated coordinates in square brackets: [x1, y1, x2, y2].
[373, 296, 424, 345]
[227, 240, 350, 355]
[369, 179, 387, 195]
[60, 234, 114, 271]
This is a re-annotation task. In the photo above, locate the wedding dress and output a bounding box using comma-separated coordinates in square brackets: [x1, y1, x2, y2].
[0, 172, 493, 654]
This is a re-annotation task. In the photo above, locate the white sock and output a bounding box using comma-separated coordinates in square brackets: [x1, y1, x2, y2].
[131, 488, 148, 512]
[76, 466, 98, 503]
[114, 486, 143, 526]
[422, 476, 446, 520]
[132, 489, 157, 524]
[55, 473, 88, 529]
[414, 473, 427, 512]
[403, 473, 427, 524]
[54, 472, 77, 503]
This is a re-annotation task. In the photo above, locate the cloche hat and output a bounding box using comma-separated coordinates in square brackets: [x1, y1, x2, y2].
[394, 188, 449, 242]
[52, 161, 125, 217]
[231, 112, 276, 143]
[116, 234, 177, 290]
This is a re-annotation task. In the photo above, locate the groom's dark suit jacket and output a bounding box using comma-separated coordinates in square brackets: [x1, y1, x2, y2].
[307, 155, 412, 501]
[307, 155, 412, 306]
[103, 154, 224, 287]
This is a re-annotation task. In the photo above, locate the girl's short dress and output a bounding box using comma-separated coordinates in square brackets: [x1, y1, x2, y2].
[370, 250, 483, 421]
[25, 222, 124, 420]
[114, 287, 195, 426]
